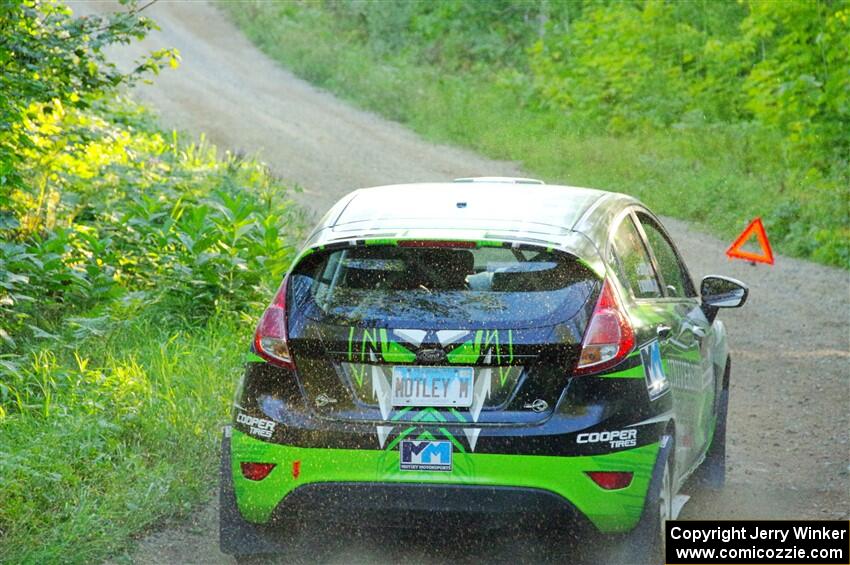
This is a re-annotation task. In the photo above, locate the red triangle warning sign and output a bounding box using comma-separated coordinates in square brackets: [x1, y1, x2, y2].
[726, 217, 774, 265]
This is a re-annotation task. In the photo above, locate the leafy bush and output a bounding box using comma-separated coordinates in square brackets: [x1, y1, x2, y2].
[0, 100, 301, 554]
[528, 0, 850, 165]
[0, 0, 301, 379]
[222, 0, 849, 267]
[0, 0, 176, 199]
[1, 96, 301, 371]
[282, 0, 849, 168]
[0, 2, 304, 560]
[1, 97, 302, 416]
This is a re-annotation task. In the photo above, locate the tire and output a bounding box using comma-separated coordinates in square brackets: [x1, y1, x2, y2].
[692, 358, 730, 489]
[608, 434, 674, 565]
[219, 428, 282, 556]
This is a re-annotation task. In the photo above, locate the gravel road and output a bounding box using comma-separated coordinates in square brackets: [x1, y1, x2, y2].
[78, 1, 849, 563]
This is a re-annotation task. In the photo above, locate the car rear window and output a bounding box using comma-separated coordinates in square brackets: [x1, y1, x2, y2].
[288, 244, 598, 329]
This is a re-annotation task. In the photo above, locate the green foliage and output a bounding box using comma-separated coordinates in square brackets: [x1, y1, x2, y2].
[0, 0, 302, 365]
[0, 0, 177, 197]
[323, 0, 558, 70]
[222, 0, 848, 267]
[528, 0, 850, 162]
[0, 314, 246, 563]
[1, 99, 301, 365]
[740, 1, 850, 162]
[530, 1, 708, 130]
[0, 94, 300, 558]
[0, 2, 304, 561]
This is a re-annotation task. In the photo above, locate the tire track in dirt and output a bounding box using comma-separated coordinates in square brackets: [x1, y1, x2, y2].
[76, 2, 848, 562]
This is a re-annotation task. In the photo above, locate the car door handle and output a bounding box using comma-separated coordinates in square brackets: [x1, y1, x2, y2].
[657, 325, 672, 340]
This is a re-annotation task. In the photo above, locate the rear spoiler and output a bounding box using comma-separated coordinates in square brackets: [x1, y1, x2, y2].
[288, 236, 606, 279]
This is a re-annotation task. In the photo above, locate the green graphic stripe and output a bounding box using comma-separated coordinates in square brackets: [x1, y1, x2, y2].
[600, 364, 644, 379]
[230, 430, 659, 533]
[577, 257, 601, 277]
[598, 352, 644, 379]
[390, 406, 413, 421]
[382, 412, 467, 457]
[411, 407, 447, 423]
[295, 247, 316, 261]
[364, 238, 399, 246]
[347, 327, 417, 365]
[476, 240, 506, 248]
[243, 351, 266, 364]
[362, 238, 509, 249]
[345, 327, 519, 386]
[446, 329, 513, 365]
[385, 426, 416, 451]
[439, 426, 467, 454]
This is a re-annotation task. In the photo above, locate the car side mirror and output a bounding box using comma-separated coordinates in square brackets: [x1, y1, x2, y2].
[701, 275, 748, 323]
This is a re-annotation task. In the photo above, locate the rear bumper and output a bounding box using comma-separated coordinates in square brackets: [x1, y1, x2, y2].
[229, 428, 660, 534]
[267, 481, 594, 534]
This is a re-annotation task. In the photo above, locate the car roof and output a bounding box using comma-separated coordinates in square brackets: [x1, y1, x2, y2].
[327, 181, 607, 233]
[302, 179, 643, 276]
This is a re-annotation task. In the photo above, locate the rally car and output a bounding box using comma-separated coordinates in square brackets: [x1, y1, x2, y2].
[220, 178, 748, 562]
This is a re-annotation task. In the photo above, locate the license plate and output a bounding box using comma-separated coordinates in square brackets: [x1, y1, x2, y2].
[391, 366, 474, 407]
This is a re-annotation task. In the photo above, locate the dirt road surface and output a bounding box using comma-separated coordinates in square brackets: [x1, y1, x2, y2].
[76, 1, 849, 563]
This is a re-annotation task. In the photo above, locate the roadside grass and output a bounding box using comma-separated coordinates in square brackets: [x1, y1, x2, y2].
[220, 3, 848, 267]
[0, 97, 302, 563]
[0, 313, 246, 563]
[1, 3, 304, 562]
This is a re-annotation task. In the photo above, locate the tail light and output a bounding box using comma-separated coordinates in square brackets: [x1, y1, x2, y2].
[240, 462, 276, 481]
[586, 471, 633, 490]
[573, 279, 634, 376]
[254, 277, 293, 368]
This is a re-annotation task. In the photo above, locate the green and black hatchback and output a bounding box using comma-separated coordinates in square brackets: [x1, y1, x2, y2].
[220, 178, 748, 562]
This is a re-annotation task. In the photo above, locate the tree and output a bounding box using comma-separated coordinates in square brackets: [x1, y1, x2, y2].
[0, 0, 177, 208]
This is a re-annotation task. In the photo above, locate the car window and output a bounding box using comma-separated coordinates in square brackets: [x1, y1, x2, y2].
[610, 215, 662, 299]
[289, 244, 598, 329]
[636, 212, 694, 298]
